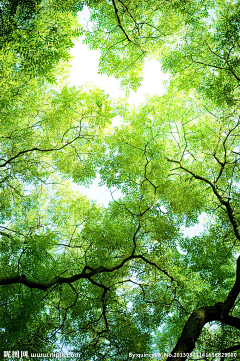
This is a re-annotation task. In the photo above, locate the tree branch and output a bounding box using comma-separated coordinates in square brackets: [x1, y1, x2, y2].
[0, 254, 174, 291]
[166, 158, 240, 241]
[167, 306, 221, 361]
[167, 256, 240, 360]
[0, 135, 82, 168]
[221, 256, 240, 317]
[111, 0, 132, 42]
[221, 344, 240, 361]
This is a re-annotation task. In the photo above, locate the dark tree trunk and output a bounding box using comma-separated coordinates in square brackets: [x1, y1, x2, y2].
[167, 257, 240, 361]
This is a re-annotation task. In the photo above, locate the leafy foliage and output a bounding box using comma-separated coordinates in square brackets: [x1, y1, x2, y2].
[1, 1, 240, 360]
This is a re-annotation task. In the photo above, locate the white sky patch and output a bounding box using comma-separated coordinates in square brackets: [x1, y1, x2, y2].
[70, 7, 168, 104]
[73, 175, 121, 206]
[68, 9, 205, 242]
[68, 9, 206, 237]
[69, 41, 168, 105]
[69, 9, 169, 206]
[181, 213, 206, 238]
[72, 6, 168, 104]
[176, 214, 207, 254]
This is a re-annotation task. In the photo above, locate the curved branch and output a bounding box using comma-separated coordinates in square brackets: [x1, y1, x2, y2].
[167, 257, 240, 360]
[167, 306, 221, 361]
[0, 135, 82, 168]
[0, 254, 174, 291]
[221, 256, 240, 317]
[221, 344, 240, 361]
[222, 315, 240, 330]
[166, 158, 240, 241]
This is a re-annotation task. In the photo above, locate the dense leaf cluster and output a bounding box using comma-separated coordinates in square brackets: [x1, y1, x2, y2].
[1, 1, 240, 360]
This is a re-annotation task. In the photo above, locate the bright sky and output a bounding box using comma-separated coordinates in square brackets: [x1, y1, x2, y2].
[69, 7, 169, 105]
[69, 8, 168, 204]
[69, 43, 169, 205]
[69, 41, 169, 106]
[68, 8, 205, 237]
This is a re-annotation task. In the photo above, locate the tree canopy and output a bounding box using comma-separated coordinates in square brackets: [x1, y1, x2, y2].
[1, 0, 240, 360]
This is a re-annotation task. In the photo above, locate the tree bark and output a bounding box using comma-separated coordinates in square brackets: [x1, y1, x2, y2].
[166, 306, 221, 361]
[167, 257, 240, 361]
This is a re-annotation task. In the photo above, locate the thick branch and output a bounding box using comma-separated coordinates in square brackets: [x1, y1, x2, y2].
[167, 306, 221, 361]
[221, 344, 240, 361]
[0, 254, 173, 291]
[222, 315, 240, 331]
[221, 256, 240, 316]
[167, 257, 240, 360]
